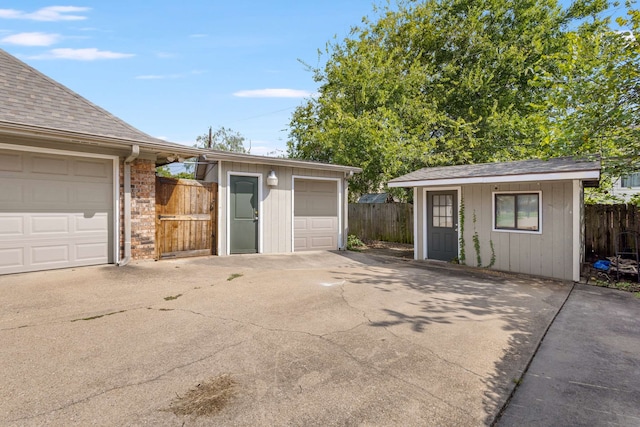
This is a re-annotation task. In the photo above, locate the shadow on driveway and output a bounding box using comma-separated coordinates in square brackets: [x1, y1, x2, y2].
[0, 251, 570, 426]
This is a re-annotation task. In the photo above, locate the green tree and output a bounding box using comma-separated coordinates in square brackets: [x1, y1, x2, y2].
[196, 126, 248, 153]
[287, 0, 637, 197]
[536, 3, 639, 181]
[156, 165, 194, 179]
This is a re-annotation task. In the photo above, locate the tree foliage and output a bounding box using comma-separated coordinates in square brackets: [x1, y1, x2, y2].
[156, 165, 193, 179]
[196, 126, 248, 153]
[156, 126, 249, 179]
[287, 0, 639, 198]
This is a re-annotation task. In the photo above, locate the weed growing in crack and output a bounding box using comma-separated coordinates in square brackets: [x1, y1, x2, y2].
[227, 273, 243, 281]
[71, 310, 126, 322]
[164, 294, 182, 301]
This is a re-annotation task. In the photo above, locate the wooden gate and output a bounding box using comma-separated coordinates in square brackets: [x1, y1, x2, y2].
[156, 177, 217, 259]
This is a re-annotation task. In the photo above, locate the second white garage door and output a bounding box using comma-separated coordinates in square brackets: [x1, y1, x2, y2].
[0, 149, 114, 275]
[294, 179, 338, 251]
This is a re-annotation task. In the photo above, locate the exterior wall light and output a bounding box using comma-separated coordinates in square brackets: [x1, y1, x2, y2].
[267, 170, 278, 187]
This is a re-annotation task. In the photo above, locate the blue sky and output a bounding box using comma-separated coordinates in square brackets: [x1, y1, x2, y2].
[0, 1, 380, 156]
[0, 2, 632, 158]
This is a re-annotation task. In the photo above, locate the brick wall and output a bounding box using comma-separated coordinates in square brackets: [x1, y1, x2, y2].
[119, 158, 156, 260]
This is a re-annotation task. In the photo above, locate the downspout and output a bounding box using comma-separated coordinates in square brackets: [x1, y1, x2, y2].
[117, 145, 140, 266]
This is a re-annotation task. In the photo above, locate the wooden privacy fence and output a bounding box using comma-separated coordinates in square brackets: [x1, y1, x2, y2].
[156, 177, 217, 259]
[349, 203, 640, 257]
[348, 203, 413, 244]
[585, 204, 640, 258]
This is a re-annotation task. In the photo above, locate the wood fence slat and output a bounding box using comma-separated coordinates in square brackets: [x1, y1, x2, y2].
[156, 177, 217, 259]
[348, 203, 413, 244]
[350, 202, 638, 255]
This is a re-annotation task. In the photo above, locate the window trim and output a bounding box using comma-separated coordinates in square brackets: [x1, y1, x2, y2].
[492, 190, 542, 234]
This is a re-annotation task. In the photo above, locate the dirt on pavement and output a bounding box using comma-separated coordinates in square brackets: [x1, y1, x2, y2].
[0, 251, 570, 426]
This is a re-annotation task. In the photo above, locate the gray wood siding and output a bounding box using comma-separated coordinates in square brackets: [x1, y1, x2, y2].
[415, 188, 426, 259]
[457, 182, 574, 281]
[218, 162, 345, 255]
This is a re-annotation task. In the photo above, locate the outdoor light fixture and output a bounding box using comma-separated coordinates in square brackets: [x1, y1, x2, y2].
[267, 170, 278, 187]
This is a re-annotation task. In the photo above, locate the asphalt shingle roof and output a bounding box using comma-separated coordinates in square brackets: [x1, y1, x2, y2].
[0, 48, 172, 145]
[389, 156, 601, 184]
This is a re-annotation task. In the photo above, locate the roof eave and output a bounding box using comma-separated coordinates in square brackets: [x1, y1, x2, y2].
[0, 121, 201, 159]
[388, 170, 601, 188]
[203, 151, 362, 173]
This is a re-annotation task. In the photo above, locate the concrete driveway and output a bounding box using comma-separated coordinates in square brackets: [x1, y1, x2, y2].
[497, 283, 640, 426]
[0, 251, 570, 426]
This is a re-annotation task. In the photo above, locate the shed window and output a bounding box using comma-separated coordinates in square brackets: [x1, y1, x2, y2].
[494, 192, 540, 232]
[621, 173, 640, 188]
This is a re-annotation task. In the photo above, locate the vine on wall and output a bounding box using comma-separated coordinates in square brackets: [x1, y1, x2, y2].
[471, 208, 496, 269]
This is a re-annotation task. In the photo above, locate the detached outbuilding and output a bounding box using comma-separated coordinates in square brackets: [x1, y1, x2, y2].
[388, 157, 601, 282]
[195, 151, 361, 255]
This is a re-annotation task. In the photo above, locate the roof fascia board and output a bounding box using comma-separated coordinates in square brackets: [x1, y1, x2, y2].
[0, 122, 201, 156]
[204, 152, 362, 173]
[388, 170, 601, 187]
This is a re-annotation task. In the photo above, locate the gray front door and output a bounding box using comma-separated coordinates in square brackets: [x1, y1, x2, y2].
[230, 175, 258, 254]
[427, 191, 458, 261]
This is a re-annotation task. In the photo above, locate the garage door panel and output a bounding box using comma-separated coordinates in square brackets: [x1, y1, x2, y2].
[309, 181, 336, 193]
[31, 215, 69, 234]
[294, 236, 308, 250]
[294, 217, 308, 230]
[76, 242, 109, 261]
[75, 183, 112, 204]
[0, 216, 24, 235]
[75, 213, 109, 232]
[309, 217, 335, 231]
[0, 149, 114, 274]
[0, 248, 23, 268]
[0, 183, 24, 204]
[311, 236, 335, 247]
[32, 181, 71, 204]
[75, 159, 110, 178]
[32, 244, 69, 264]
[31, 155, 70, 175]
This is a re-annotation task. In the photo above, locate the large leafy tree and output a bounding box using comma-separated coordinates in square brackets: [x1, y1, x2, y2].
[537, 3, 639, 181]
[196, 126, 248, 153]
[287, 0, 638, 198]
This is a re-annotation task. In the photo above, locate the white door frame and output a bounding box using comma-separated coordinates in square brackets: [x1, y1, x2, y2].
[226, 171, 263, 255]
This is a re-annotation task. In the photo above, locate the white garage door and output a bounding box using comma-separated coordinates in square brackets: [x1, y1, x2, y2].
[294, 179, 338, 251]
[0, 149, 114, 274]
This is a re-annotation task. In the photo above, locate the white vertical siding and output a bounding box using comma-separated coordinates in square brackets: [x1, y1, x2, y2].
[218, 162, 345, 255]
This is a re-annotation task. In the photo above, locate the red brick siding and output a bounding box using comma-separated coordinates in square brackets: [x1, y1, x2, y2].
[118, 158, 156, 260]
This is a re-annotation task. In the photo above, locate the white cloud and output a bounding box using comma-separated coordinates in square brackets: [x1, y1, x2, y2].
[1, 32, 61, 46]
[30, 48, 134, 60]
[233, 88, 312, 98]
[136, 74, 169, 80]
[0, 6, 90, 21]
[0, 9, 21, 19]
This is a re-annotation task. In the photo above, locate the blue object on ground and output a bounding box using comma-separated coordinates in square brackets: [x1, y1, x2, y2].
[593, 260, 611, 271]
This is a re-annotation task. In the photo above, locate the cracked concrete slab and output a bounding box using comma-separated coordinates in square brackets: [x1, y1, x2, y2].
[0, 251, 570, 426]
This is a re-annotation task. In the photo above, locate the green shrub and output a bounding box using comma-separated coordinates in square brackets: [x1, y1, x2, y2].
[347, 234, 365, 250]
